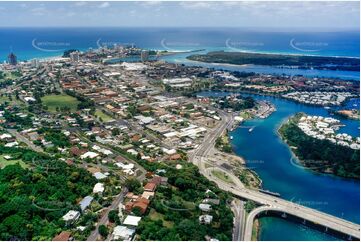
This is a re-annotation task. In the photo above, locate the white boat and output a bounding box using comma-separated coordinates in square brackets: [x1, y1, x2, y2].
[230, 136, 233, 140]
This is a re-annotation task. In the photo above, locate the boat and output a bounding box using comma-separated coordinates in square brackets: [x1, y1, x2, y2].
[230, 136, 233, 140]
[249, 127, 254, 132]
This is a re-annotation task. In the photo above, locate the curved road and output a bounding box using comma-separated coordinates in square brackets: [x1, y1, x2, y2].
[190, 110, 360, 240]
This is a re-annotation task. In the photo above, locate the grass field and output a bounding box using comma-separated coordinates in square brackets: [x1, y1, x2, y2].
[148, 209, 174, 228]
[95, 109, 113, 122]
[0, 94, 25, 107]
[0, 156, 28, 169]
[41, 94, 80, 112]
[211, 169, 234, 184]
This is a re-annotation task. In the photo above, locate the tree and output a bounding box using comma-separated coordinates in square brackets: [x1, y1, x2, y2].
[132, 207, 143, 216]
[108, 210, 120, 224]
[98, 225, 108, 238]
[124, 178, 142, 193]
[111, 128, 120, 136]
[89, 134, 96, 142]
[244, 200, 257, 213]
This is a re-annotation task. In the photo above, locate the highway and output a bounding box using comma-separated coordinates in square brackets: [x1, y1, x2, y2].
[189, 110, 360, 241]
[232, 199, 245, 241]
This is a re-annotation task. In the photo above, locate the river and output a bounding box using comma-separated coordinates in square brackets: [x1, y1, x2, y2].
[197, 90, 360, 240]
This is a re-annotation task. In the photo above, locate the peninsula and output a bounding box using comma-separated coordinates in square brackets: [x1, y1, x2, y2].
[279, 113, 360, 179]
[187, 51, 360, 71]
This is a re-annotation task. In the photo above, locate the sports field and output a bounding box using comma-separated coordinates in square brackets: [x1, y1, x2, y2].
[41, 94, 80, 112]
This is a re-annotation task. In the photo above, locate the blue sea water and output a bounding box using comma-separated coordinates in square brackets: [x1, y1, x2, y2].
[0, 27, 360, 79]
[1, 27, 360, 240]
[198, 91, 360, 240]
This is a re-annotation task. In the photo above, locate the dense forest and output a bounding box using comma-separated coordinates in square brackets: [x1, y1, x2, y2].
[279, 119, 360, 179]
[188, 51, 360, 71]
[0, 145, 96, 240]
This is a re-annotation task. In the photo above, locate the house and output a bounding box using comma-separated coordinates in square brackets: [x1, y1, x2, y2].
[125, 197, 150, 214]
[112, 226, 135, 241]
[5, 141, 18, 147]
[93, 183, 105, 194]
[80, 151, 99, 159]
[143, 182, 156, 192]
[169, 153, 181, 160]
[0, 133, 12, 140]
[123, 215, 142, 227]
[162, 148, 177, 155]
[53, 231, 72, 241]
[62, 210, 80, 225]
[141, 191, 155, 200]
[27, 131, 40, 141]
[79, 196, 94, 211]
[93, 172, 108, 180]
[69, 147, 87, 157]
[160, 177, 168, 186]
[199, 215, 213, 224]
[132, 201, 149, 214]
[150, 176, 162, 185]
[199, 203, 212, 212]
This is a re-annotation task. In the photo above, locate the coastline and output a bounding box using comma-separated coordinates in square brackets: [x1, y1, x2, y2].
[277, 115, 360, 180]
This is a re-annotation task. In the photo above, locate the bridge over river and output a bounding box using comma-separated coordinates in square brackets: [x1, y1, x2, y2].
[191, 110, 360, 241]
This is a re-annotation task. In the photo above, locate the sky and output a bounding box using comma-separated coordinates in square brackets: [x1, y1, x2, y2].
[0, 1, 359, 30]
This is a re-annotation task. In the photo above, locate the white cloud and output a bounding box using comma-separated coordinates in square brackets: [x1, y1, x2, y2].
[141, 1, 162, 7]
[98, 2, 110, 8]
[74, 2, 87, 7]
[30, 7, 47, 16]
[179, 2, 216, 10]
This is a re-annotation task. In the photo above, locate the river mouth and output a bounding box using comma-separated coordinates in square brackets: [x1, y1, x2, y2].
[197, 91, 360, 240]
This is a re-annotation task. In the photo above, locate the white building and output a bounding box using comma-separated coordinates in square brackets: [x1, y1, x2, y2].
[112, 226, 135, 241]
[199, 215, 213, 224]
[62, 210, 80, 225]
[93, 183, 105, 194]
[123, 215, 142, 227]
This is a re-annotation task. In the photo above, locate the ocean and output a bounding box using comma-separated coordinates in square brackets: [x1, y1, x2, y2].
[0, 27, 359, 59]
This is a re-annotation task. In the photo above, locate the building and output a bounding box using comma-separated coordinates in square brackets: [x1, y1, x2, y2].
[7, 52, 17, 65]
[70, 51, 80, 62]
[79, 196, 94, 211]
[143, 182, 157, 192]
[31, 58, 40, 68]
[123, 215, 142, 227]
[53, 231, 72, 241]
[62, 210, 80, 225]
[112, 226, 135, 241]
[199, 215, 213, 224]
[125, 197, 150, 214]
[199, 203, 212, 212]
[141, 50, 149, 62]
[93, 182, 105, 194]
